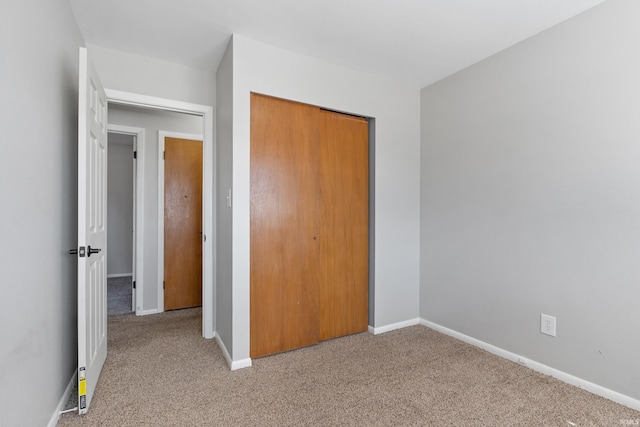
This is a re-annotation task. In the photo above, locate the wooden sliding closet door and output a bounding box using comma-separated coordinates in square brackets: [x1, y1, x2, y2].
[250, 94, 321, 358]
[250, 93, 369, 358]
[318, 110, 369, 340]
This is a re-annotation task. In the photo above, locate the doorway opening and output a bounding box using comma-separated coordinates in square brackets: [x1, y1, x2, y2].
[106, 130, 137, 316]
[106, 90, 215, 339]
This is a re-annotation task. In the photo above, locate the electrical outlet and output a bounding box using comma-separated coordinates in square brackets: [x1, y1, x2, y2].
[540, 314, 556, 337]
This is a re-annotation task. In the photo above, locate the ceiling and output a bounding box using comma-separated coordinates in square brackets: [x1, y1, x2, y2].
[68, 0, 607, 89]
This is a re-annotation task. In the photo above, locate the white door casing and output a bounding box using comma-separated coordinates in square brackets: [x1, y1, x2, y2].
[132, 135, 137, 312]
[106, 89, 215, 339]
[131, 133, 138, 313]
[77, 47, 108, 414]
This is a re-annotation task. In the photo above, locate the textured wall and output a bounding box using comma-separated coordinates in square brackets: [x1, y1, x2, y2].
[107, 135, 134, 276]
[215, 39, 234, 357]
[228, 34, 421, 361]
[0, 0, 84, 425]
[88, 44, 216, 107]
[421, 0, 640, 402]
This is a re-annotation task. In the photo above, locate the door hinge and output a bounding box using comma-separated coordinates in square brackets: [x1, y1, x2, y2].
[163, 151, 165, 160]
[163, 280, 165, 289]
[132, 281, 136, 289]
[133, 150, 137, 159]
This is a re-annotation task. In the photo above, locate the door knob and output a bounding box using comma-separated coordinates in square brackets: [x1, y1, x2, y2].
[87, 246, 101, 257]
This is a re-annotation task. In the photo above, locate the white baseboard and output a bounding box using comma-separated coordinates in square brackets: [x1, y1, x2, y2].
[214, 333, 252, 371]
[107, 273, 133, 278]
[368, 318, 421, 335]
[47, 371, 77, 427]
[136, 308, 161, 316]
[420, 318, 640, 412]
[230, 357, 253, 371]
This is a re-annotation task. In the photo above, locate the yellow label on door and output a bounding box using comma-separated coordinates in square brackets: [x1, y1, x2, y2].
[79, 377, 86, 396]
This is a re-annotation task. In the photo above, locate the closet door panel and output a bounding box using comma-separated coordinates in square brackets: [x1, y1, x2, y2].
[319, 110, 369, 340]
[250, 94, 321, 358]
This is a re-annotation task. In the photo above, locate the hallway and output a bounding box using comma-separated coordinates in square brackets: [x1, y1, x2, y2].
[107, 276, 133, 316]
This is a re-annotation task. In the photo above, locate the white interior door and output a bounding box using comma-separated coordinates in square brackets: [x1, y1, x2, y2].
[76, 47, 108, 414]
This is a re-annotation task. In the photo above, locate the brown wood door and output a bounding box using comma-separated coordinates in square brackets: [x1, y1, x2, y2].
[164, 137, 203, 311]
[250, 94, 321, 358]
[250, 93, 369, 358]
[318, 110, 369, 340]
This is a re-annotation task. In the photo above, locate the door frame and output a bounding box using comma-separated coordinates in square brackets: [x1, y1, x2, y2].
[157, 131, 204, 312]
[107, 124, 145, 314]
[106, 89, 215, 339]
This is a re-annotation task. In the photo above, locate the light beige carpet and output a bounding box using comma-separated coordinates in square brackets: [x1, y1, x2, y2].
[58, 308, 639, 426]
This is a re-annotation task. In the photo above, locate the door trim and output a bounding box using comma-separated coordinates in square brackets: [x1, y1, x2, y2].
[106, 89, 215, 339]
[107, 124, 145, 315]
[157, 131, 204, 312]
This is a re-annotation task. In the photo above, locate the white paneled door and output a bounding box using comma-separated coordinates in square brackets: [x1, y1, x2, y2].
[76, 47, 108, 414]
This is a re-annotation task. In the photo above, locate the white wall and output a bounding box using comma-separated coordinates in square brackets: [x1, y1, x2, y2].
[107, 134, 134, 276]
[0, 0, 83, 425]
[87, 44, 216, 107]
[108, 105, 202, 312]
[215, 40, 234, 352]
[87, 44, 216, 317]
[221, 34, 421, 361]
[421, 0, 640, 402]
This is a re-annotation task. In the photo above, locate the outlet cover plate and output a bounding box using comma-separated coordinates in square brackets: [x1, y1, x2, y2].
[541, 314, 557, 337]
